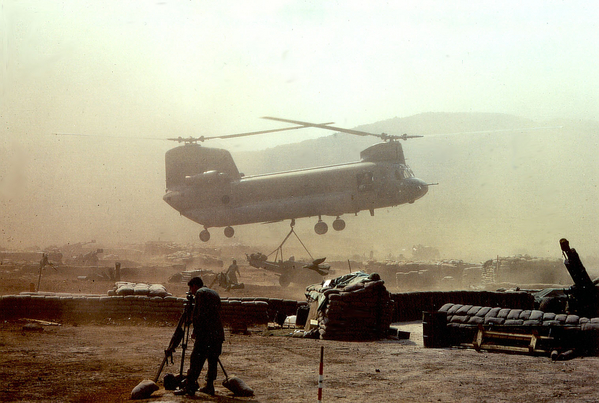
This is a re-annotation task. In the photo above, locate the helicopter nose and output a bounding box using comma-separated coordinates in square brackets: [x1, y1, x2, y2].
[163, 190, 182, 209]
[400, 177, 428, 202]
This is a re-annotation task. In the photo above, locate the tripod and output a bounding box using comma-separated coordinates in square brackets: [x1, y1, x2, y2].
[154, 292, 194, 384]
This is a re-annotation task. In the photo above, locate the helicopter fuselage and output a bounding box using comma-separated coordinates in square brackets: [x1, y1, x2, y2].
[162, 141, 428, 240]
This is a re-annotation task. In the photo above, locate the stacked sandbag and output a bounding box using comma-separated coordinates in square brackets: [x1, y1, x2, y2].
[0, 293, 186, 322]
[263, 298, 307, 322]
[433, 303, 599, 356]
[218, 297, 308, 327]
[438, 303, 593, 327]
[0, 293, 305, 328]
[109, 282, 171, 297]
[390, 291, 534, 322]
[311, 278, 394, 341]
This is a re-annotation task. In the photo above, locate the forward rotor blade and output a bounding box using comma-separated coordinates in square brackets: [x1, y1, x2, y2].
[204, 123, 334, 140]
[167, 122, 335, 143]
[55, 123, 334, 144]
[53, 133, 166, 141]
[262, 117, 374, 137]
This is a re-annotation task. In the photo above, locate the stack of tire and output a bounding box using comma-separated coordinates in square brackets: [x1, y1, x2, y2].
[316, 280, 394, 341]
[220, 298, 269, 328]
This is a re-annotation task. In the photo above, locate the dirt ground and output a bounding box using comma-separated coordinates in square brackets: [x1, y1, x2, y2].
[3, 263, 599, 402]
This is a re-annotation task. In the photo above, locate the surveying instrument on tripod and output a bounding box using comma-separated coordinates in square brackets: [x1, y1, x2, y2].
[131, 279, 253, 398]
[155, 291, 195, 389]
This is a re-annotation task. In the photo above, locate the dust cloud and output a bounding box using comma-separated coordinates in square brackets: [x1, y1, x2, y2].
[1, 113, 597, 267]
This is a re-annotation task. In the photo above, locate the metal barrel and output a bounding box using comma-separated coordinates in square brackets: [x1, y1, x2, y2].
[422, 311, 448, 348]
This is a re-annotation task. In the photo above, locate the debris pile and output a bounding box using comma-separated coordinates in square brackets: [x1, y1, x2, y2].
[306, 271, 394, 341]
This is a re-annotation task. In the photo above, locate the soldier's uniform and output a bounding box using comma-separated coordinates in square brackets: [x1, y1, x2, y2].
[184, 286, 225, 395]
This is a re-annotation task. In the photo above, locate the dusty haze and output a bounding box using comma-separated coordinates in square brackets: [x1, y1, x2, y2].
[2, 2, 599, 264]
[1, 113, 598, 264]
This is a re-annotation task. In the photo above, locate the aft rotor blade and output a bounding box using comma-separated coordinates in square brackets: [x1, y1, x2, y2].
[262, 117, 422, 141]
[417, 125, 564, 138]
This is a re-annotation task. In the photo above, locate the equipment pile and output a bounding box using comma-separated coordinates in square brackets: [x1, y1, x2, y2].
[305, 271, 394, 340]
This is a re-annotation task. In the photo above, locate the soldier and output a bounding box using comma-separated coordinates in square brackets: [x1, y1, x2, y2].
[175, 276, 225, 396]
[225, 259, 241, 289]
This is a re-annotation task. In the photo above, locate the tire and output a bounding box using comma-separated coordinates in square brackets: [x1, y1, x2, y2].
[279, 273, 291, 287]
[199, 230, 210, 242]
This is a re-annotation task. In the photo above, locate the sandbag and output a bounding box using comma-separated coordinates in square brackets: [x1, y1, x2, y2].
[148, 284, 169, 297]
[222, 375, 254, 397]
[133, 283, 150, 295]
[115, 282, 135, 296]
[130, 379, 159, 400]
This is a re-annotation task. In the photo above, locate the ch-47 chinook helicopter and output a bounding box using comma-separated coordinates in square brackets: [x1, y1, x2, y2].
[162, 117, 431, 242]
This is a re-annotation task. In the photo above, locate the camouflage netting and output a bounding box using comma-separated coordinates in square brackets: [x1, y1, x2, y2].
[305, 271, 394, 341]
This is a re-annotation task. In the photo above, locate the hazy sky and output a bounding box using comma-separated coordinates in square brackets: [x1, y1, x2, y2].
[2, 1, 599, 257]
[3, 1, 599, 149]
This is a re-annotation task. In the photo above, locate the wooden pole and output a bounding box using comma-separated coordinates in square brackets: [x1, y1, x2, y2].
[317, 346, 324, 402]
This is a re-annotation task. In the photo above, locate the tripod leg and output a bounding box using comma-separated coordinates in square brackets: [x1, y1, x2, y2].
[217, 358, 228, 380]
[179, 321, 192, 376]
[154, 354, 169, 383]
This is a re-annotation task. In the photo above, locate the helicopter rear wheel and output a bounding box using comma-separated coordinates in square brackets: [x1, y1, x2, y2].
[332, 217, 346, 231]
[224, 226, 235, 238]
[279, 273, 291, 287]
[314, 220, 328, 235]
[199, 229, 211, 242]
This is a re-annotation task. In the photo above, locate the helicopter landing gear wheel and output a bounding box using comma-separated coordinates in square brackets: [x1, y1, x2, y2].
[332, 217, 345, 231]
[314, 220, 328, 235]
[199, 229, 211, 242]
[224, 226, 235, 238]
[278, 273, 291, 287]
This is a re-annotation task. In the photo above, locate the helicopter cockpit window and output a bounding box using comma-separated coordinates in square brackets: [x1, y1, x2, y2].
[395, 168, 413, 180]
[357, 172, 374, 192]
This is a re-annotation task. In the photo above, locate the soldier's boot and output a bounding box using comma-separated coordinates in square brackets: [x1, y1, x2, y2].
[200, 381, 215, 396]
[174, 379, 198, 396]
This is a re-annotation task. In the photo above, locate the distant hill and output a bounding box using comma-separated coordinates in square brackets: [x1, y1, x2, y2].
[233, 113, 544, 174]
[230, 113, 599, 261]
[2, 112, 597, 263]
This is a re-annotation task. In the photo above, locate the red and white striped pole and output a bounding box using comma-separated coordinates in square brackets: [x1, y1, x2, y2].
[318, 346, 324, 402]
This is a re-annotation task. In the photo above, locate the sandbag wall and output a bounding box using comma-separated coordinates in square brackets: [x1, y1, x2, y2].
[431, 302, 599, 354]
[0, 293, 306, 327]
[440, 302, 599, 329]
[221, 297, 308, 325]
[390, 291, 535, 322]
[316, 280, 394, 341]
[0, 293, 184, 322]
